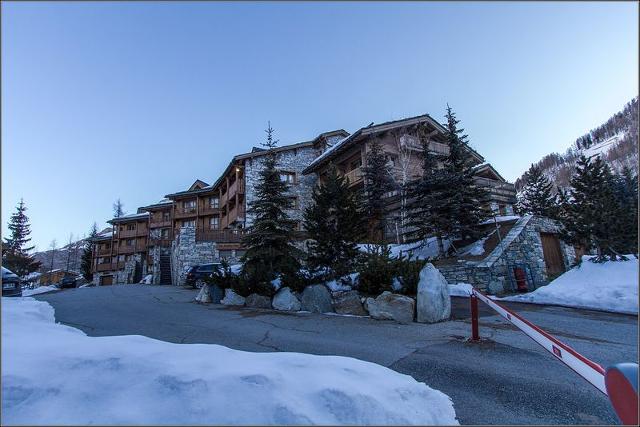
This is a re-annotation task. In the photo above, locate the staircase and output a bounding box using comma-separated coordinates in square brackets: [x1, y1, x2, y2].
[159, 254, 172, 285]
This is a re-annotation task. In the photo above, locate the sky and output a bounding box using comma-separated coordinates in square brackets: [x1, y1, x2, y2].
[2, 1, 638, 251]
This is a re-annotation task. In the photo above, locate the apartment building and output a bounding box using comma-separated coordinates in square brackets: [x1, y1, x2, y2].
[90, 113, 516, 285]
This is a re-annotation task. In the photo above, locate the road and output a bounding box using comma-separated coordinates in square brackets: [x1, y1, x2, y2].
[35, 285, 637, 425]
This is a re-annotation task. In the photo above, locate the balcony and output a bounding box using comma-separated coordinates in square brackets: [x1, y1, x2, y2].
[474, 177, 517, 203]
[228, 179, 245, 198]
[149, 238, 172, 248]
[199, 205, 220, 216]
[119, 229, 137, 238]
[174, 206, 198, 219]
[196, 229, 245, 243]
[118, 245, 135, 254]
[97, 247, 112, 256]
[96, 263, 113, 272]
[343, 168, 363, 186]
[150, 219, 172, 228]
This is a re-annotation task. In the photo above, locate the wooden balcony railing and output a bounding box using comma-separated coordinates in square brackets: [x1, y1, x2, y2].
[428, 141, 450, 156]
[97, 247, 112, 256]
[174, 206, 198, 219]
[343, 168, 363, 185]
[149, 219, 172, 228]
[96, 263, 113, 272]
[149, 238, 172, 248]
[119, 229, 137, 238]
[117, 245, 135, 254]
[196, 229, 245, 243]
[199, 205, 220, 216]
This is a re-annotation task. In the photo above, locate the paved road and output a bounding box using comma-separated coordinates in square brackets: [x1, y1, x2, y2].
[35, 285, 637, 425]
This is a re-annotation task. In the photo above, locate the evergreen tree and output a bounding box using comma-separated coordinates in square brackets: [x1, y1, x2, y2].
[2, 199, 41, 276]
[241, 122, 300, 296]
[609, 167, 638, 255]
[559, 155, 626, 261]
[516, 165, 558, 218]
[81, 222, 98, 281]
[303, 165, 364, 280]
[405, 123, 451, 255]
[113, 199, 124, 218]
[361, 137, 393, 242]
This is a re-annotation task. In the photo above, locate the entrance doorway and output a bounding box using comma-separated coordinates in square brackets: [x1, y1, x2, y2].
[540, 233, 565, 278]
[100, 275, 114, 286]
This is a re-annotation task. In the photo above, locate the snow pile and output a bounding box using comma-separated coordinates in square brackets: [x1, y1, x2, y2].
[324, 273, 359, 292]
[2, 298, 458, 425]
[21, 285, 59, 297]
[449, 283, 474, 297]
[500, 256, 638, 314]
[358, 237, 451, 261]
[140, 274, 153, 285]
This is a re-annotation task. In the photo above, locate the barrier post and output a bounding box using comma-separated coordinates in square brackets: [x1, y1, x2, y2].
[470, 294, 480, 341]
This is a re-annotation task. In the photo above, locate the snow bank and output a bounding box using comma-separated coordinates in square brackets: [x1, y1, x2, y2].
[21, 285, 59, 297]
[449, 283, 474, 297]
[358, 237, 451, 261]
[499, 256, 638, 314]
[140, 274, 153, 285]
[2, 298, 458, 425]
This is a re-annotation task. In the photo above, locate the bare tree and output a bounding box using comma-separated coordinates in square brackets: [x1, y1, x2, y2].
[65, 233, 74, 272]
[391, 129, 423, 243]
[113, 199, 124, 218]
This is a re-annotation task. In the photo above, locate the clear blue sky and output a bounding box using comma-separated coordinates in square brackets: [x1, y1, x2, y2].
[2, 1, 638, 250]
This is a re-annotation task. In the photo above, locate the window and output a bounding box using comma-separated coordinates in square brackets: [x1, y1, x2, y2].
[349, 159, 362, 171]
[183, 200, 196, 211]
[160, 228, 170, 238]
[183, 219, 195, 228]
[289, 197, 299, 209]
[118, 255, 125, 262]
[163, 211, 170, 221]
[127, 224, 135, 231]
[126, 239, 135, 247]
[279, 171, 295, 184]
[210, 216, 219, 228]
[210, 197, 219, 208]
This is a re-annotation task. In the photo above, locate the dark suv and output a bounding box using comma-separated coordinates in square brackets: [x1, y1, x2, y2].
[58, 275, 78, 289]
[2, 267, 22, 297]
[185, 263, 221, 289]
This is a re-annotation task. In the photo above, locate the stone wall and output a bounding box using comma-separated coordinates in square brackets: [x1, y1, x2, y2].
[244, 146, 318, 227]
[170, 226, 218, 286]
[93, 253, 145, 285]
[438, 215, 576, 294]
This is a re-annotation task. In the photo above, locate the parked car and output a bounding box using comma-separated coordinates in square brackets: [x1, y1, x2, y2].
[57, 275, 79, 289]
[185, 263, 222, 289]
[2, 267, 22, 297]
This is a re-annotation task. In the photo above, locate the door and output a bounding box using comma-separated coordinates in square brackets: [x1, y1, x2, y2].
[100, 275, 114, 286]
[540, 233, 565, 277]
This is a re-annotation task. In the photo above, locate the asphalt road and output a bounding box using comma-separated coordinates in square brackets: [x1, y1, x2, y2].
[35, 285, 637, 425]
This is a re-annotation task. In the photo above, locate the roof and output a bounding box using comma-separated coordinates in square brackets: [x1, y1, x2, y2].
[108, 211, 150, 224]
[302, 113, 485, 174]
[140, 198, 173, 211]
[472, 163, 508, 182]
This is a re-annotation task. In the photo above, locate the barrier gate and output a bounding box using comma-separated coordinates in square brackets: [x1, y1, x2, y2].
[469, 288, 638, 425]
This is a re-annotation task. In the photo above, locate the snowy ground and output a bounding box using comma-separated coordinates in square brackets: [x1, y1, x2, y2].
[21, 285, 59, 297]
[498, 256, 638, 314]
[1, 297, 458, 425]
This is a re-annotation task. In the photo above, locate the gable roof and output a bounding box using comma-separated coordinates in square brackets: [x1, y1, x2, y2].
[188, 179, 210, 191]
[472, 163, 508, 182]
[302, 114, 485, 174]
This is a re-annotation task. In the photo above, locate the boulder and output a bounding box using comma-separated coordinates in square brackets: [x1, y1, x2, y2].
[416, 263, 451, 323]
[332, 290, 367, 316]
[245, 293, 272, 309]
[210, 284, 224, 304]
[221, 289, 245, 306]
[365, 292, 415, 323]
[300, 284, 334, 313]
[272, 287, 301, 311]
[195, 284, 212, 304]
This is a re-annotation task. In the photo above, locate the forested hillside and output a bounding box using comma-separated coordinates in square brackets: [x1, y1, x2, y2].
[515, 97, 638, 191]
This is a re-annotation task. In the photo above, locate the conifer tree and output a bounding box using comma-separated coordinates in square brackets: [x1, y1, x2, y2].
[303, 165, 364, 280]
[516, 165, 558, 218]
[81, 222, 98, 281]
[2, 199, 41, 276]
[241, 122, 300, 295]
[361, 137, 393, 242]
[113, 199, 124, 218]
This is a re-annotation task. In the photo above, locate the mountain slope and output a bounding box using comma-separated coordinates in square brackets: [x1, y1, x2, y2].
[515, 97, 638, 191]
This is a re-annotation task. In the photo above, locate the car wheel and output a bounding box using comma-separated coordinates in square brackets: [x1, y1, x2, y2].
[195, 279, 206, 289]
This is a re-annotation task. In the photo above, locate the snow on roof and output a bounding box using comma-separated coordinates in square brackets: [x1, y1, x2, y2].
[109, 212, 150, 223]
[480, 215, 521, 225]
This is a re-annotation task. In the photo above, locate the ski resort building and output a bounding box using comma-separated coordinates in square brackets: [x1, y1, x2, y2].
[90, 113, 518, 286]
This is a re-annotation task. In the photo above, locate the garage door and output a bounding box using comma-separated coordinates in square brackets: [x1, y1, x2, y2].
[100, 275, 114, 286]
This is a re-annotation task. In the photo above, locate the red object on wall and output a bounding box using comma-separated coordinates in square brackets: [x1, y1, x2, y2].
[513, 267, 528, 292]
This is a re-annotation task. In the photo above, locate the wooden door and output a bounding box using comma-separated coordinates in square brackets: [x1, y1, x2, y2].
[540, 233, 565, 277]
[100, 275, 113, 286]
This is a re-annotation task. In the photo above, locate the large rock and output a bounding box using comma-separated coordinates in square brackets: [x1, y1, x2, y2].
[221, 289, 245, 306]
[416, 263, 451, 323]
[332, 290, 367, 316]
[272, 287, 301, 311]
[195, 284, 212, 303]
[210, 284, 224, 304]
[300, 284, 334, 313]
[245, 293, 272, 309]
[365, 292, 415, 323]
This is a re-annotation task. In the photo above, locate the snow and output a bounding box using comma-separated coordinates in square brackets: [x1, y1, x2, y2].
[306, 133, 355, 170]
[458, 234, 492, 257]
[140, 274, 153, 285]
[324, 273, 359, 292]
[499, 256, 638, 314]
[21, 285, 59, 297]
[480, 215, 520, 225]
[358, 237, 451, 261]
[1, 298, 458, 425]
[449, 283, 474, 297]
[582, 133, 624, 159]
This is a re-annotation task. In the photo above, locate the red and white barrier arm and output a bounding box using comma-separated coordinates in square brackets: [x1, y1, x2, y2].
[471, 288, 607, 394]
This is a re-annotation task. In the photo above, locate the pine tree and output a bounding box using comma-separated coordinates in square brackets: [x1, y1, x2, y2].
[361, 137, 393, 242]
[559, 155, 626, 261]
[516, 165, 558, 218]
[241, 122, 300, 296]
[609, 167, 638, 255]
[405, 123, 451, 255]
[81, 222, 98, 281]
[113, 199, 124, 218]
[2, 199, 41, 276]
[303, 165, 364, 280]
